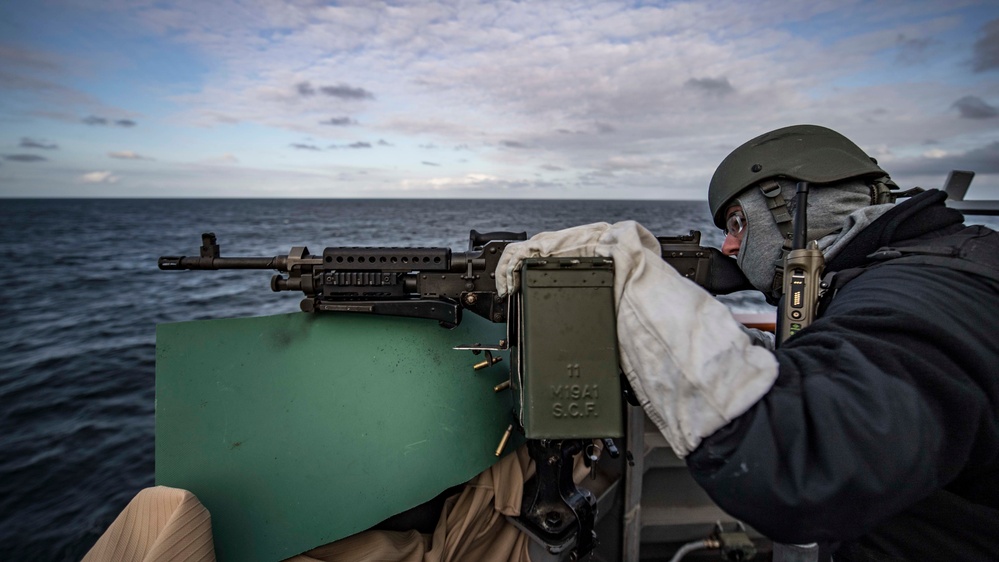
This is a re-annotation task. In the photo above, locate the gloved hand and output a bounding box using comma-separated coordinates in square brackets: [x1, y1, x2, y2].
[496, 222, 612, 296]
[498, 221, 778, 457]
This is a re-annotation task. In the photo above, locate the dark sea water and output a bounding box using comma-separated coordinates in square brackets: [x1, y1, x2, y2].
[0, 198, 771, 561]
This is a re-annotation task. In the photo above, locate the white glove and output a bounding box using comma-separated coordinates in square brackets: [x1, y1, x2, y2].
[498, 221, 778, 457]
[496, 222, 612, 296]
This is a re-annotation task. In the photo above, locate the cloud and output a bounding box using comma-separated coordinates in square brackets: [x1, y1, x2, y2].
[600, 155, 666, 172]
[401, 173, 499, 190]
[0, 44, 61, 71]
[684, 77, 735, 96]
[327, 141, 374, 149]
[377, 139, 393, 146]
[81, 115, 138, 127]
[108, 150, 153, 160]
[380, 116, 484, 139]
[399, 173, 560, 193]
[4, 154, 48, 162]
[320, 116, 357, 126]
[953, 142, 999, 173]
[539, 164, 564, 171]
[422, 161, 440, 166]
[951, 96, 998, 119]
[0, 45, 108, 111]
[290, 143, 321, 150]
[20, 137, 58, 149]
[890, 142, 999, 175]
[79, 171, 119, 183]
[895, 34, 933, 65]
[204, 112, 241, 124]
[199, 153, 239, 165]
[295, 81, 374, 100]
[319, 84, 374, 100]
[4, 1, 994, 200]
[973, 19, 999, 72]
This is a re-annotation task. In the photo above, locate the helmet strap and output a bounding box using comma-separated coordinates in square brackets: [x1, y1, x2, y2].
[758, 179, 794, 299]
[870, 177, 900, 205]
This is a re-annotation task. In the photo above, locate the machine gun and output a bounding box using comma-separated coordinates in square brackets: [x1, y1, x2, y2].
[159, 229, 752, 561]
[159, 229, 750, 327]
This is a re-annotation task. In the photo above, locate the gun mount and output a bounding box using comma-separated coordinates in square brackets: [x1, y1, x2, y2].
[158, 228, 753, 561]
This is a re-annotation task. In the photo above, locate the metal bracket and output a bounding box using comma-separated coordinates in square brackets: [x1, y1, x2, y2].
[512, 439, 597, 561]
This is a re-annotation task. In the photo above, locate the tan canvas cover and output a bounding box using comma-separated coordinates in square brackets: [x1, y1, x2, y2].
[82, 486, 215, 562]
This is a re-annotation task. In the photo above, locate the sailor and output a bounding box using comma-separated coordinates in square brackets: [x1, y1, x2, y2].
[497, 124, 999, 560]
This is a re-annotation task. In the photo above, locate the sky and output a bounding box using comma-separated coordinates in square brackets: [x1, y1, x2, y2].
[1, 0, 998, 199]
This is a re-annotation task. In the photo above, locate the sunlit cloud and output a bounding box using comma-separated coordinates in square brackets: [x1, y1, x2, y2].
[79, 171, 120, 183]
[198, 153, 239, 165]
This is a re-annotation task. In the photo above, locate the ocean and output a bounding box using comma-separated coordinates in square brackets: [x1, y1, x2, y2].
[10, 198, 994, 561]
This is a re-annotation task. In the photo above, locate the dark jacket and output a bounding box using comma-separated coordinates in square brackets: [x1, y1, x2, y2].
[687, 190, 999, 561]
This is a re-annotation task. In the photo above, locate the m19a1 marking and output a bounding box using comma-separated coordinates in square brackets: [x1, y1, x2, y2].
[551, 363, 600, 418]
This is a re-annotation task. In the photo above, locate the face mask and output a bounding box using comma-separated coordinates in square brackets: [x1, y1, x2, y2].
[735, 179, 880, 301]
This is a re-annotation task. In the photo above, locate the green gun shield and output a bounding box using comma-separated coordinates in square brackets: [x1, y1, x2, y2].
[155, 312, 517, 562]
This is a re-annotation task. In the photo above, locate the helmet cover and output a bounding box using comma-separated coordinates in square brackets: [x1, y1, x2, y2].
[708, 124, 887, 229]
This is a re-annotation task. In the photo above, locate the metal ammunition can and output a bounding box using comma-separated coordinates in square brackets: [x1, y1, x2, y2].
[513, 257, 623, 439]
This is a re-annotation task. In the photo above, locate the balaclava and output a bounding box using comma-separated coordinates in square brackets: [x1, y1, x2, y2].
[735, 178, 895, 300]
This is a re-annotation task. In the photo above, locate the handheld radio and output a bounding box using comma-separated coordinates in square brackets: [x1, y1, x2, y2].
[779, 182, 826, 343]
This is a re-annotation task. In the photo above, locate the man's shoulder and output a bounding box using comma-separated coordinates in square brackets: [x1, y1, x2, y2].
[823, 222, 999, 312]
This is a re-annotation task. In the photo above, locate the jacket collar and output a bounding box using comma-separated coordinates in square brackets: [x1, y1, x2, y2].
[825, 189, 965, 272]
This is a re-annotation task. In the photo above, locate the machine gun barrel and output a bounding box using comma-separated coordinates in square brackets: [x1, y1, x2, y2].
[159, 233, 301, 271]
[158, 255, 290, 270]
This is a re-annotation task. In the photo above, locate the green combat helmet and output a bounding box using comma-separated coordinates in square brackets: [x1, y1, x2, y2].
[708, 124, 889, 229]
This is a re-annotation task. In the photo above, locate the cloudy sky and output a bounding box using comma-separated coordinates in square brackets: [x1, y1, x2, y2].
[1, 0, 997, 199]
